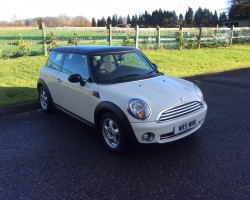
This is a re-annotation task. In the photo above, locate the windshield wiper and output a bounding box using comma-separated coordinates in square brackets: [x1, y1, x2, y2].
[144, 70, 156, 78]
[109, 74, 139, 84]
[144, 70, 164, 79]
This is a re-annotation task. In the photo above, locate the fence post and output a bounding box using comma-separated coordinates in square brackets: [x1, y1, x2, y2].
[42, 22, 47, 56]
[135, 25, 139, 49]
[156, 26, 161, 49]
[229, 25, 234, 46]
[180, 27, 184, 50]
[198, 27, 202, 49]
[109, 24, 112, 46]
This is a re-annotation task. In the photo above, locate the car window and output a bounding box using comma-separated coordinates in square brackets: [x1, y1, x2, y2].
[92, 51, 158, 84]
[62, 53, 89, 80]
[46, 51, 65, 71]
[122, 53, 151, 70]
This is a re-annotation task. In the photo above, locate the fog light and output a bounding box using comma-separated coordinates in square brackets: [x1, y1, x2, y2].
[142, 132, 155, 142]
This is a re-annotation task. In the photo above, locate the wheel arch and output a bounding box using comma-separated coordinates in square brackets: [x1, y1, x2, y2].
[94, 101, 137, 143]
[37, 78, 54, 103]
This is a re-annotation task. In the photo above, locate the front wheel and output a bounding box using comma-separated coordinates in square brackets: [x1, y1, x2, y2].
[100, 113, 128, 153]
[39, 86, 53, 113]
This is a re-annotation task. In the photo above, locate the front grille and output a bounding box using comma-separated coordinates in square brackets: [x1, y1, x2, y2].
[157, 101, 203, 122]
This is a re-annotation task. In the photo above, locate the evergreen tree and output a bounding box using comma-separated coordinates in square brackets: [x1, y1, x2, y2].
[97, 19, 101, 27]
[92, 18, 96, 27]
[229, 0, 250, 20]
[144, 11, 151, 27]
[117, 16, 123, 24]
[127, 15, 132, 25]
[185, 7, 194, 27]
[158, 8, 164, 27]
[203, 8, 211, 26]
[139, 14, 145, 26]
[151, 9, 159, 27]
[100, 17, 107, 27]
[212, 11, 219, 26]
[178, 13, 185, 27]
[107, 16, 112, 27]
[131, 15, 139, 27]
[111, 14, 118, 27]
[172, 11, 178, 27]
[194, 7, 203, 26]
[219, 12, 228, 26]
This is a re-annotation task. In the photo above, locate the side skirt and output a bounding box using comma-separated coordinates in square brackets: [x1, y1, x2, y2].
[54, 104, 95, 127]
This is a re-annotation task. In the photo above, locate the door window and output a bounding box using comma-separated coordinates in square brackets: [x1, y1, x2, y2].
[62, 53, 89, 80]
[46, 51, 65, 71]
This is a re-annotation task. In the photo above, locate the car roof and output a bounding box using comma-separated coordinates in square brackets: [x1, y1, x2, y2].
[53, 45, 138, 54]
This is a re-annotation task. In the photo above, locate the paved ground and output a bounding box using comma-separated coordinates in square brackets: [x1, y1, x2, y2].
[0, 68, 250, 200]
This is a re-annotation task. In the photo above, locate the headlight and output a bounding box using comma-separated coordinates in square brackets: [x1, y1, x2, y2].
[128, 99, 151, 120]
[194, 84, 204, 100]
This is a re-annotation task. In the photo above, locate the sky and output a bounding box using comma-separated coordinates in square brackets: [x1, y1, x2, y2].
[0, 0, 229, 22]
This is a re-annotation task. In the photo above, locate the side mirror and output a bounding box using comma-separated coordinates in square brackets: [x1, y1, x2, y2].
[152, 63, 158, 70]
[68, 73, 86, 86]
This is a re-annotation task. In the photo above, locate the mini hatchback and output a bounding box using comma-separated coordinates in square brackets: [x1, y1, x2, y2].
[38, 45, 207, 152]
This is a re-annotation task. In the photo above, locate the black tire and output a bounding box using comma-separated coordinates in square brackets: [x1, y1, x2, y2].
[38, 86, 53, 113]
[100, 113, 128, 153]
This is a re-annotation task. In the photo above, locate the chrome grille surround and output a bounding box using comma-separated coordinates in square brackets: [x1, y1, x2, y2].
[156, 101, 203, 122]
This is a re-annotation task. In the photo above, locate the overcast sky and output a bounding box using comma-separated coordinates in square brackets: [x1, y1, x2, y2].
[0, 0, 229, 21]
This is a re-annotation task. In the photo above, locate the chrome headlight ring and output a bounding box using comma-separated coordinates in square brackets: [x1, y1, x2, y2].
[127, 99, 151, 120]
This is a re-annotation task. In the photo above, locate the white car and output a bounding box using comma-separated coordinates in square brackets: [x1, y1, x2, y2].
[37, 45, 207, 152]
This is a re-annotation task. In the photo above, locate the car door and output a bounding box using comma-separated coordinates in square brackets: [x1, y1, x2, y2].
[44, 51, 65, 104]
[55, 53, 92, 122]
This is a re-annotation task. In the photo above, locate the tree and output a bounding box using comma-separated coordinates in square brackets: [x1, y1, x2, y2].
[163, 11, 178, 27]
[185, 7, 194, 27]
[171, 11, 178, 27]
[92, 18, 97, 27]
[58, 15, 70, 26]
[212, 11, 219, 26]
[107, 16, 112, 27]
[151, 9, 159, 27]
[71, 16, 90, 27]
[127, 15, 132, 25]
[97, 19, 101, 27]
[36, 17, 44, 29]
[139, 14, 145, 26]
[158, 8, 164, 27]
[144, 11, 151, 27]
[131, 15, 139, 27]
[179, 13, 185, 28]
[111, 14, 118, 27]
[117, 16, 123, 25]
[229, 0, 250, 19]
[100, 17, 107, 27]
[194, 7, 203, 26]
[203, 8, 212, 26]
[219, 12, 228, 26]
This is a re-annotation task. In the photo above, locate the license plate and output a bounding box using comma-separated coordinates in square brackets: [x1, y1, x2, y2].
[175, 119, 197, 135]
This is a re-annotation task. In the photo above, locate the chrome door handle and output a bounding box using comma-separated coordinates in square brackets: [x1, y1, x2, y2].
[56, 78, 62, 83]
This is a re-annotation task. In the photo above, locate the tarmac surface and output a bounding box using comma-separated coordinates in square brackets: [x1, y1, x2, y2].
[0, 67, 250, 199]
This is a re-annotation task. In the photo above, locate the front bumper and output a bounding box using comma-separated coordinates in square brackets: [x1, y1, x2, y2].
[130, 102, 207, 144]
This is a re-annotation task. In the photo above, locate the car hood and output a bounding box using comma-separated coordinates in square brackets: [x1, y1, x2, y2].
[98, 75, 202, 122]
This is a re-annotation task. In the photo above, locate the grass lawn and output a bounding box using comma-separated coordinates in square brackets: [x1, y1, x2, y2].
[1, 45, 250, 108]
[144, 45, 250, 77]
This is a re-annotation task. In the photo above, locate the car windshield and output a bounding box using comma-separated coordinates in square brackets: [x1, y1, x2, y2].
[91, 51, 161, 84]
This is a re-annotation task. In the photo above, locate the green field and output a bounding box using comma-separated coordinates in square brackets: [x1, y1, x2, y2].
[0, 45, 250, 107]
